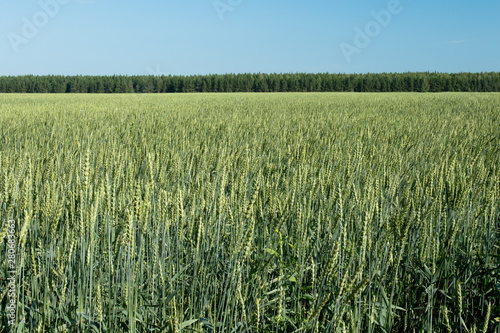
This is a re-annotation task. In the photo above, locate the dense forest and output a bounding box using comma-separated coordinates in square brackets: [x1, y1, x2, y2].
[0, 72, 499, 93]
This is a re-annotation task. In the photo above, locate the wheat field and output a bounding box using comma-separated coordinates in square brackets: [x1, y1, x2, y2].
[0, 93, 499, 332]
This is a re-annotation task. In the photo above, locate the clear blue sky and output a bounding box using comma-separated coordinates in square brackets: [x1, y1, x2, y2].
[1, 0, 499, 76]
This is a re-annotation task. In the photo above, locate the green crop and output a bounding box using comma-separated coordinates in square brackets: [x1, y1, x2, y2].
[0, 93, 499, 332]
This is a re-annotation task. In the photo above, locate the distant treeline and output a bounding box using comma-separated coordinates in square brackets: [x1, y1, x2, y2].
[1, 72, 499, 93]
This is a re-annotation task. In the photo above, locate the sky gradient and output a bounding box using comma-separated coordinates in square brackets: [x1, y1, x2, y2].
[1, 0, 499, 76]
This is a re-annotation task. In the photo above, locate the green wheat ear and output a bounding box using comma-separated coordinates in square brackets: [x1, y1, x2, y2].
[0, 93, 498, 332]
